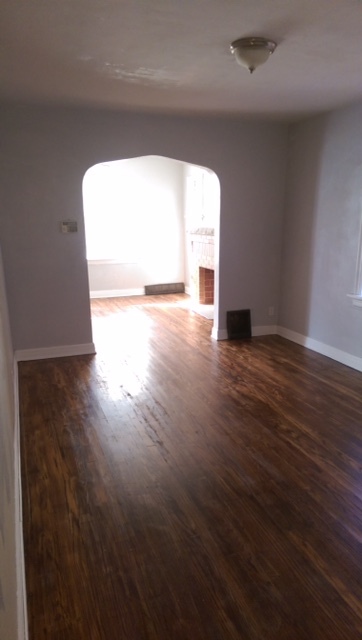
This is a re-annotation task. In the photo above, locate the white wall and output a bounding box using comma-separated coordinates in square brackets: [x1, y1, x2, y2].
[0, 246, 19, 640]
[86, 155, 186, 295]
[280, 102, 362, 359]
[0, 104, 288, 350]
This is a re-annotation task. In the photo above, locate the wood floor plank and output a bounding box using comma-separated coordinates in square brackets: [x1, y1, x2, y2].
[19, 294, 362, 639]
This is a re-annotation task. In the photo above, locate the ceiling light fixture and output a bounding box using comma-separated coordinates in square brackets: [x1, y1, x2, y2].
[230, 37, 277, 74]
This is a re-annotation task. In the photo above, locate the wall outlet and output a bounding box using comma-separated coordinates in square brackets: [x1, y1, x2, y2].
[268, 306, 275, 317]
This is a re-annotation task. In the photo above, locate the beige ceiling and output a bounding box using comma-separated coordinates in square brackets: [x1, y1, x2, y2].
[1, 0, 362, 120]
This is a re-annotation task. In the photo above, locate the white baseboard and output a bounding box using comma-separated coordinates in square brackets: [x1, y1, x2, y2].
[211, 327, 228, 340]
[15, 342, 96, 362]
[13, 361, 28, 640]
[211, 324, 277, 341]
[252, 325, 278, 336]
[90, 288, 144, 299]
[213, 322, 362, 372]
[278, 326, 362, 373]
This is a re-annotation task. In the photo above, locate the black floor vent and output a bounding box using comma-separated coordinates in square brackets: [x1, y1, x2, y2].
[227, 309, 252, 339]
[145, 282, 185, 295]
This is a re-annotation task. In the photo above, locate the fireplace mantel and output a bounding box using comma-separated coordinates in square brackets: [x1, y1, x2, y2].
[190, 228, 214, 270]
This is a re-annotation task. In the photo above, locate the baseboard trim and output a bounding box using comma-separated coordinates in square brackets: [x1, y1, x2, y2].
[14, 360, 28, 640]
[90, 288, 144, 299]
[278, 326, 362, 373]
[252, 325, 278, 337]
[212, 325, 277, 341]
[211, 327, 228, 340]
[15, 342, 96, 362]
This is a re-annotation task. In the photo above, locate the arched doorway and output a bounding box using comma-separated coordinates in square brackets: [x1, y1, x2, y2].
[82, 154, 220, 338]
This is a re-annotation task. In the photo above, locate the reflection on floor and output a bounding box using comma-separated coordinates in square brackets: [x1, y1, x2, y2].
[190, 303, 214, 320]
[175, 294, 214, 320]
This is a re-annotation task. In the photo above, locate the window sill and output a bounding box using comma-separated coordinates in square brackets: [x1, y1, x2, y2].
[347, 294, 362, 307]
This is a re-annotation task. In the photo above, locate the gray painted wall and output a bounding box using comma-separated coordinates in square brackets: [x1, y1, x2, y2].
[0, 246, 17, 640]
[0, 104, 287, 349]
[280, 102, 362, 357]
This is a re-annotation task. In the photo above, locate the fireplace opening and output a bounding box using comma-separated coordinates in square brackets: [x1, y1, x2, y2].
[190, 227, 215, 309]
[198, 267, 214, 304]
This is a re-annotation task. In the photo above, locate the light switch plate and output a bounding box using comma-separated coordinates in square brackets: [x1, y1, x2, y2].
[60, 220, 78, 233]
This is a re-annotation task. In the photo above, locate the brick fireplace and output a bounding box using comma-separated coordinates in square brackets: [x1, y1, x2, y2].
[198, 267, 214, 304]
[190, 228, 215, 304]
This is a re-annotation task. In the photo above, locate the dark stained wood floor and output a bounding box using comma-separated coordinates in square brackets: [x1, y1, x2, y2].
[19, 294, 362, 640]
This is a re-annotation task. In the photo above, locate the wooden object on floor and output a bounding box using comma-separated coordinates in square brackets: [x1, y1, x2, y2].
[19, 294, 362, 639]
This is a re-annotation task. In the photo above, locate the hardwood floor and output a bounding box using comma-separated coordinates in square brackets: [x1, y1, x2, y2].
[19, 294, 362, 639]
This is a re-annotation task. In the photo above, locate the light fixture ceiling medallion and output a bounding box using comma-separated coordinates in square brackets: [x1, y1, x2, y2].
[230, 37, 277, 74]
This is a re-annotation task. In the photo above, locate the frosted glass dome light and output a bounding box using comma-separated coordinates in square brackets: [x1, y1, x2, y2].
[230, 37, 277, 74]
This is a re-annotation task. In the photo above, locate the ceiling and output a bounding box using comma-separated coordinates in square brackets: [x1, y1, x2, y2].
[1, 0, 362, 121]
